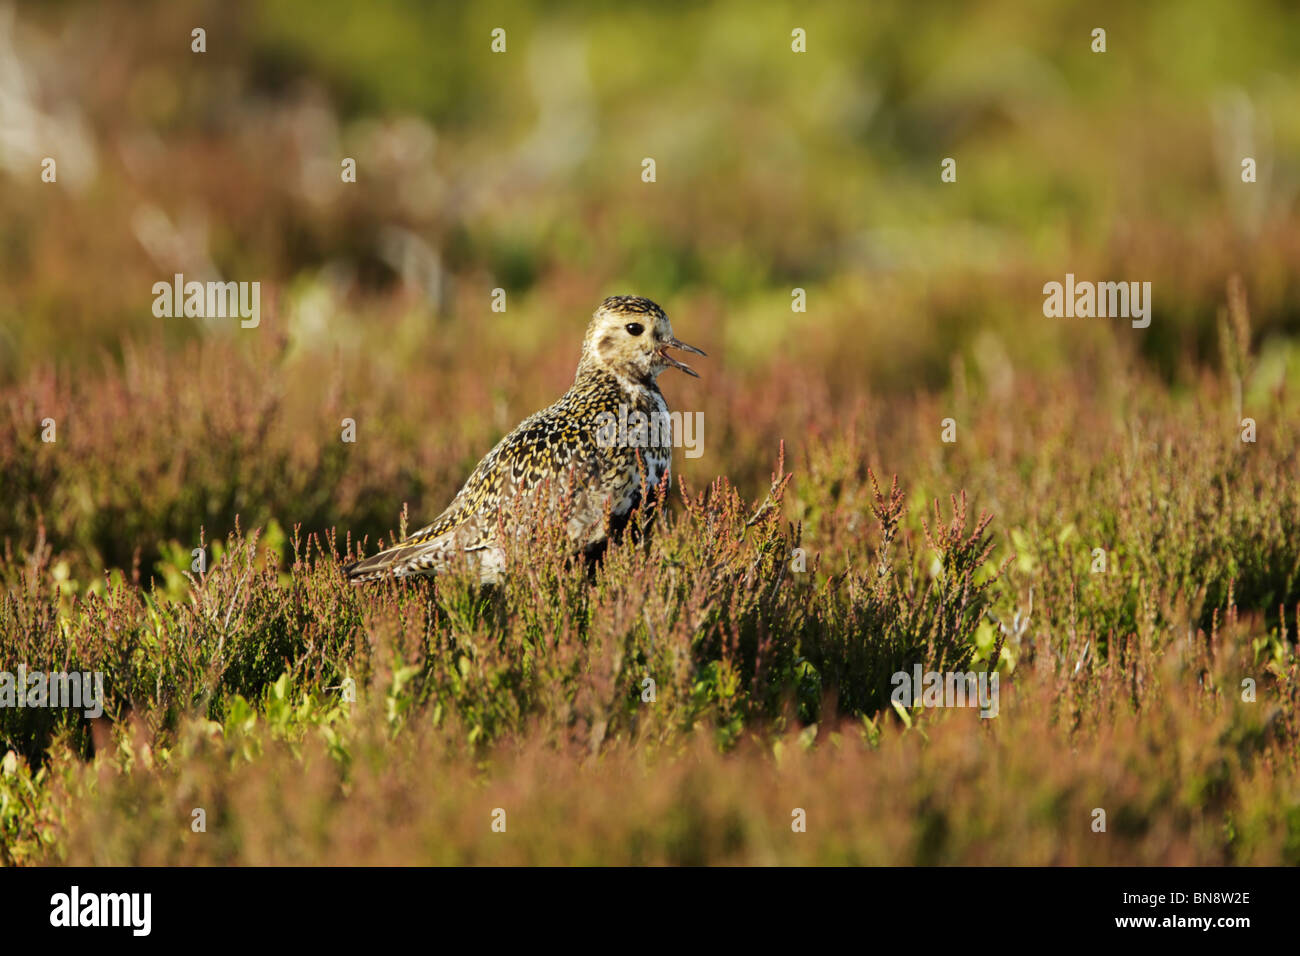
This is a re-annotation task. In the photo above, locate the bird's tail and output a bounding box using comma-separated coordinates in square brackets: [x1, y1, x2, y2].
[344, 543, 417, 583]
[344, 526, 459, 583]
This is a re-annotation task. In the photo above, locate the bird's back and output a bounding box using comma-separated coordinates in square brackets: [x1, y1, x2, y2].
[345, 367, 666, 582]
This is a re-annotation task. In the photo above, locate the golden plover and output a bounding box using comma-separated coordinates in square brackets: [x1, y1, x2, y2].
[345, 295, 705, 583]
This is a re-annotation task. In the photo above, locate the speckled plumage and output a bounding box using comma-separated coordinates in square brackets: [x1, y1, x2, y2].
[345, 295, 704, 583]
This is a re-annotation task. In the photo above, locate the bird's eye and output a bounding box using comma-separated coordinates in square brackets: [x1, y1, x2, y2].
[625, 322, 644, 336]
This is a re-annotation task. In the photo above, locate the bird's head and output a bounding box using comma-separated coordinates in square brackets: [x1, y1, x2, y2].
[579, 295, 706, 384]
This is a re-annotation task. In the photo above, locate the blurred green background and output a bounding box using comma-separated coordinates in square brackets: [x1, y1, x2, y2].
[2, 0, 1297, 389]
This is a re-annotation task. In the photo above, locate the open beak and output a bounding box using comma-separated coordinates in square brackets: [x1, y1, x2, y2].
[660, 337, 707, 378]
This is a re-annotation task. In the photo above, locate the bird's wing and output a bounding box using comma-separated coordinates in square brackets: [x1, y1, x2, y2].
[344, 451, 504, 581]
[345, 407, 578, 581]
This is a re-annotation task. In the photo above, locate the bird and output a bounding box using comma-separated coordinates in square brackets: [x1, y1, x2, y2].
[345, 295, 705, 584]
